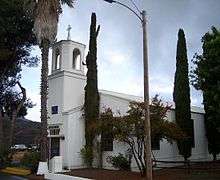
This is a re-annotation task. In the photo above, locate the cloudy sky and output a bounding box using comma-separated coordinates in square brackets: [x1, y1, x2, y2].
[21, 0, 220, 122]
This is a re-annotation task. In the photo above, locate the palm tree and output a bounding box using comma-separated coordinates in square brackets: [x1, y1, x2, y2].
[33, 0, 75, 162]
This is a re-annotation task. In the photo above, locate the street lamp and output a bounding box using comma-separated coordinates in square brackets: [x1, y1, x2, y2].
[102, 0, 152, 180]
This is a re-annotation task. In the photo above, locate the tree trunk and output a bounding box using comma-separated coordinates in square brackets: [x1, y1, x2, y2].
[9, 110, 17, 147]
[0, 108, 4, 152]
[96, 136, 103, 168]
[129, 144, 143, 176]
[9, 82, 26, 147]
[40, 39, 49, 162]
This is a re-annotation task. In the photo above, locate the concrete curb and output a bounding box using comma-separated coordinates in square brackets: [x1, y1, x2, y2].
[45, 173, 92, 180]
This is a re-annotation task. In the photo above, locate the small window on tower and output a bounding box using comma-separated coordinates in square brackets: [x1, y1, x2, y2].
[72, 48, 81, 70]
[51, 106, 58, 114]
[55, 49, 60, 70]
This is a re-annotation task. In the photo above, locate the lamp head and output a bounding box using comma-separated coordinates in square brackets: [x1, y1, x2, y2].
[103, 0, 116, 3]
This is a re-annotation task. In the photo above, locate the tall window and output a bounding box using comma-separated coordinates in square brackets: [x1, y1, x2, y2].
[101, 124, 113, 151]
[151, 136, 160, 150]
[55, 49, 60, 70]
[72, 48, 81, 70]
[101, 132, 113, 151]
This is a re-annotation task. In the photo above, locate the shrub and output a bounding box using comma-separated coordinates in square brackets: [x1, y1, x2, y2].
[20, 151, 40, 173]
[107, 153, 130, 171]
[0, 149, 11, 168]
[80, 145, 93, 168]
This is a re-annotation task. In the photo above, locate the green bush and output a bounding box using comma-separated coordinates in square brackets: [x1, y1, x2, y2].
[0, 149, 11, 168]
[80, 145, 93, 167]
[107, 153, 131, 171]
[21, 151, 40, 173]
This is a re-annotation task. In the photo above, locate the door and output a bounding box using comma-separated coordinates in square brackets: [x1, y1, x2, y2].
[50, 138, 60, 158]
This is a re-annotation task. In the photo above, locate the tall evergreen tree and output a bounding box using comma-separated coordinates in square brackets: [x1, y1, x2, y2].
[191, 27, 220, 160]
[0, 0, 37, 153]
[173, 29, 193, 160]
[84, 13, 100, 166]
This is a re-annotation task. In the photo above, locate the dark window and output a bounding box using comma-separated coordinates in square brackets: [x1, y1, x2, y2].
[50, 138, 60, 158]
[51, 106, 58, 114]
[72, 49, 81, 70]
[151, 136, 160, 150]
[55, 49, 60, 70]
[101, 132, 113, 151]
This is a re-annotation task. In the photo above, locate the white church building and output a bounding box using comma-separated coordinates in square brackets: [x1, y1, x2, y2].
[47, 38, 210, 171]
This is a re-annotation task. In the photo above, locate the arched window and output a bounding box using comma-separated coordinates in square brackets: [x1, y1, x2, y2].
[73, 48, 81, 70]
[55, 49, 61, 70]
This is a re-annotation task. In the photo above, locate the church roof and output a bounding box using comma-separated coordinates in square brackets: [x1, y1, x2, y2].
[99, 89, 142, 102]
[99, 89, 205, 114]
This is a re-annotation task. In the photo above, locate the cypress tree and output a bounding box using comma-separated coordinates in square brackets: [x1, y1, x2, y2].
[173, 29, 193, 160]
[84, 13, 100, 164]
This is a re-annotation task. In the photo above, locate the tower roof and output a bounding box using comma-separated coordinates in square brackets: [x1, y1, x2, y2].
[53, 40, 86, 48]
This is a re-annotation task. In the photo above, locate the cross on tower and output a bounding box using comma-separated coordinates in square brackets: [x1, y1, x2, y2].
[67, 25, 72, 40]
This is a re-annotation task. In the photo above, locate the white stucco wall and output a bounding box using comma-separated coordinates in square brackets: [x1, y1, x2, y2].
[48, 73, 64, 124]
[191, 113, 209, 160]
[62, 71, 86, 112]
[64, 109, 85, 168]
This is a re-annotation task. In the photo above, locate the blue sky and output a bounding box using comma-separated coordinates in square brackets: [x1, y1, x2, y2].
[21, 0, 220, 122]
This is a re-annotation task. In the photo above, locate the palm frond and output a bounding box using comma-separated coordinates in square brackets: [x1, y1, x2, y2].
[60, 0, 75, 8]
[34, 0, 61, 44]
[33, 0, 74, 44]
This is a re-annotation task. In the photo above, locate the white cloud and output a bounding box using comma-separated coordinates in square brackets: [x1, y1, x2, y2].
[104, 51, 131, 65]
[149, 74, 173, 96]
[115, 79, 143, 96]
[150, 83, 173, 95]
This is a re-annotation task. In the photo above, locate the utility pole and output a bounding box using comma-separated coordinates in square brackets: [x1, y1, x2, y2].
[142, 10, 152, 180]
[102, 1, 152, 179]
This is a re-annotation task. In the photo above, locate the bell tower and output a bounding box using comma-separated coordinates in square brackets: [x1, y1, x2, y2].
[51, 40, 85, 76]
[48, 26, 86, 168]
[49, 39, 86, 119]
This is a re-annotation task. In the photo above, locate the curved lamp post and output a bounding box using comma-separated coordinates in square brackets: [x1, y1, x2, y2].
[102, 0, 152, 179]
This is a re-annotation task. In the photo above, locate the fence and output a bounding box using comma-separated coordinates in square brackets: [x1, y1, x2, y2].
[153, 159, 220, 173]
